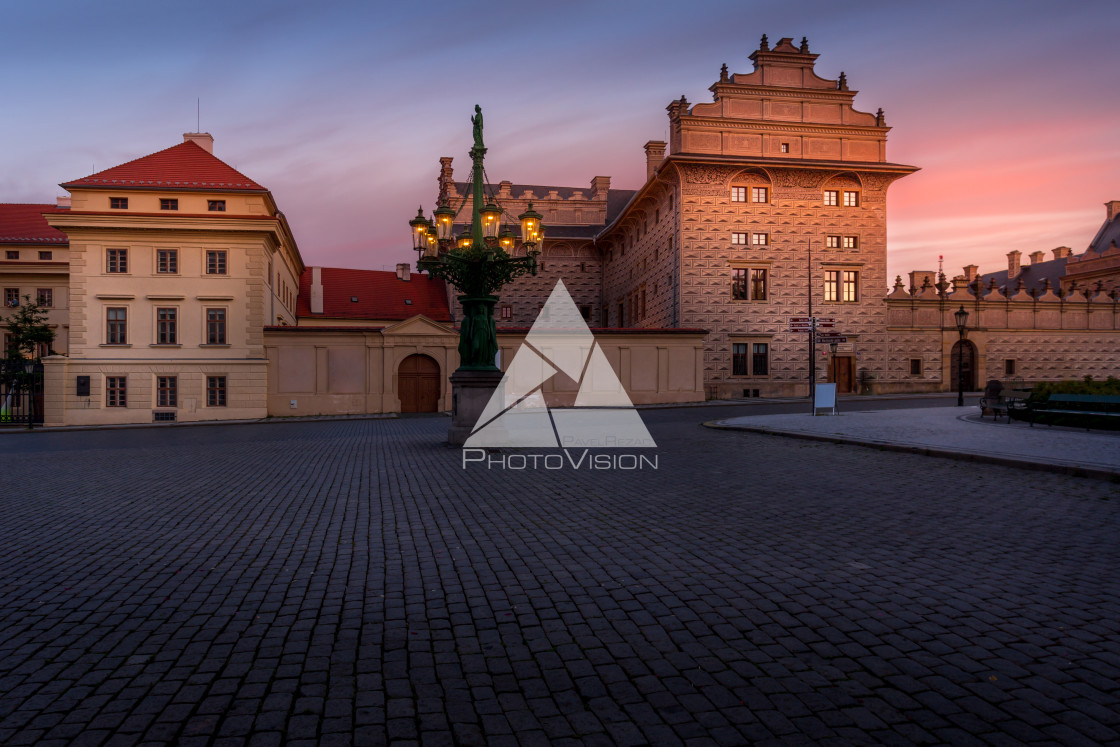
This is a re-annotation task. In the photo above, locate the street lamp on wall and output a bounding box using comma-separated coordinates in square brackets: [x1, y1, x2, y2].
[954, 305, 969, 407]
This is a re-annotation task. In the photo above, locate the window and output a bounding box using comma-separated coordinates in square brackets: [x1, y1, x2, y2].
[160, 198, 178, 211]
[843, 271, 859, 302]
[107, 248, 128, 273]
[4, 288, 18, 308]
[208, 200, 226, 212]
[39, 251, 52, 260]
[206, 308, 227, 344]
[206, 250, 227, 275]
[36, 289, 52, 307]
[732, 343, 748, 375]
[732, 268, 767, 301]
[579, 305, 592, 322]
[843, 236, 858, 249]
[106, 376, 127, 407]
[157, 249, 178, 274]
[731, 232, 748, 245]
[500, 304, 512, 320]
[207, 376, 227, 406]
[106, 307, 127, 344]
[826, 236, 840, 249]
[731, 187, 747, 203]
[825, 271, 840, 302]
[825, 270, 860, 302]
[1005, 359, 1016, 376]
[823, 190, 839, 206]
[843, 191, 860, 207]
[732, 342, 769, 376]
[751, 233, 769, 246]
[780, 143, 790, 153]
[751, 187, 768, 203]
[5, 251, 17, 260]
[752, 343, 769, 376]
[751, 269, 768, 300]
[157, 376, 177, 408]
[156, 308, 177, 344]
[910, 359, 923, 376]
[110, 197, 128, 209]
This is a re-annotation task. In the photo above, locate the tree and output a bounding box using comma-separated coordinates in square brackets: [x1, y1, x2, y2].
[4, 294, 55, 362]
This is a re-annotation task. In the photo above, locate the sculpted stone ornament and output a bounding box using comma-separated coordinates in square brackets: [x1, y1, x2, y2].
[471, 105, 484, 154]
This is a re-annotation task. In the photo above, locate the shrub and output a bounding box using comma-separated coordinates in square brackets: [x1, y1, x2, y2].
[1031, 376, 1120, 400]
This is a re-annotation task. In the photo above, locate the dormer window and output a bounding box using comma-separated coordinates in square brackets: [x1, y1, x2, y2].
[208, 200, 226, 212]
[110, 197, 128, 209]
[160, 198, 178, 211]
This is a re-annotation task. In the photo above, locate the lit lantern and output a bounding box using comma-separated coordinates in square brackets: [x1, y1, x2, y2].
[498, 227, 515, 251]
[457, 233, 473, 250]
[518, 202, 542, 247]
[409, 206, 429, 252]
[531, 223, 546, 255]
[481, 202, 501, 239]
[424, 225, 439, 257]
[434, 201, 455, 242]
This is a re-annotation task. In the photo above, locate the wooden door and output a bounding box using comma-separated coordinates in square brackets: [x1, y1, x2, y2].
[835, 356, 854, 394]
[398, 354, 441, 413]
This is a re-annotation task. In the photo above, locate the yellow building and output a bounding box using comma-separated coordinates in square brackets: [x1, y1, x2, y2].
[41, 133, 305, 424]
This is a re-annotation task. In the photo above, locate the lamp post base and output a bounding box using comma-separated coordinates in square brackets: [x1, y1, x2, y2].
[448, 369, 504, 446]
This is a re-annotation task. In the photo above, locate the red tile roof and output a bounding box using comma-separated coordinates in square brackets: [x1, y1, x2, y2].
[298, 267, 451, 322]
[61, 141, 266, 192]
[0, 204, 69, 245]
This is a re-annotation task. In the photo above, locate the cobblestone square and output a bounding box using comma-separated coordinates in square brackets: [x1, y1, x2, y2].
[1, 411, 1118, 745]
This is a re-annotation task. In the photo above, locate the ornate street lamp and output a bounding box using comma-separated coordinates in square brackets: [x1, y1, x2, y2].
[409, 105, 543, 444]
[954, 305, 969, 407]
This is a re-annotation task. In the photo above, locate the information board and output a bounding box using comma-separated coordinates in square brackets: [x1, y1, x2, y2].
[814, 383, 837, 415]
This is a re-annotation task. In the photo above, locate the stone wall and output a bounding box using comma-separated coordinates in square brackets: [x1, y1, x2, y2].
[883, 282, 1120, 392]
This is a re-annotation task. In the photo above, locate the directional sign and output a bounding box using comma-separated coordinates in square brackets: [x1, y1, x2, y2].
[816, 335, 848, 343]
[815, 317, 835, 323]
[789, 316, 812, 323]
[789, 325, 813, 333]
[816, 318, 836, 328]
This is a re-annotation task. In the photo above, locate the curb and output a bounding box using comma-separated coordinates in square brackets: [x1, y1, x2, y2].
[702, 420, 1120, 482]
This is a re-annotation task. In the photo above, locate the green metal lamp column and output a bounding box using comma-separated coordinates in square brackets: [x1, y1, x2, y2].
[411, 106, 542, 442]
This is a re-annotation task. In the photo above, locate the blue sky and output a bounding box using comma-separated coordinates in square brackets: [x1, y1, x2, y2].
[2, 0, 1117, 281]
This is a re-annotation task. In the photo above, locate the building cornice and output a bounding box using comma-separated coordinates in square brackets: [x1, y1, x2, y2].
[677, 116, 888, 138]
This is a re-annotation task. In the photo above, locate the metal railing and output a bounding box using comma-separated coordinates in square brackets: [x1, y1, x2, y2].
[0, 361, 45, 427]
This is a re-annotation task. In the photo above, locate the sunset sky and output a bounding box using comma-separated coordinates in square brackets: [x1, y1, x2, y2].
[2, 0, 1116, 284]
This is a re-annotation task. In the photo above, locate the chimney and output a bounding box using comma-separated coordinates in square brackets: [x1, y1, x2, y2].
[963, 264, 978, 281]
[1052, 246, 1072, 260]
[183, 132, 214, 154]
[644, 140, 667, 181]
[591, 175, 611, 199]
[1106, 200, 1120, 222]
[1029, 250, 1046, 265]
[1007, 250, 1021, 279]
[310, 266, 324, 314]
[438, 157, 454, 204]
[396, 263, 411, 282]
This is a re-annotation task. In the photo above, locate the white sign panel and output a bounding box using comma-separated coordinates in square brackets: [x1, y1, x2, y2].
[814, 383, 837, 415]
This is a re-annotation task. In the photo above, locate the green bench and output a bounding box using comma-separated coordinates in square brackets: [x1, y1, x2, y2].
[1019, 394, 1120, 429]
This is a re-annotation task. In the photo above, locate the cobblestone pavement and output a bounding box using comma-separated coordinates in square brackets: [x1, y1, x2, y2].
[1, 414, 1118, 746]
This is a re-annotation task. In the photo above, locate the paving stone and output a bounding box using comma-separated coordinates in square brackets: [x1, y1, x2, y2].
[0, 413, 1117, 745]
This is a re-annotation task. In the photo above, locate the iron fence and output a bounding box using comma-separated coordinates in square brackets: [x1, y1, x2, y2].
[0, 361, 44, 427]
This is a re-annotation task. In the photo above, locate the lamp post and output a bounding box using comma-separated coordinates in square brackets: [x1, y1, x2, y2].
[954, 305, 969, 407]
[408, 105, 544, 443]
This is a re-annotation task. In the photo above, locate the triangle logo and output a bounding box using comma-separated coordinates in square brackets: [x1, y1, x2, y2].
[465, 280, 656, 449]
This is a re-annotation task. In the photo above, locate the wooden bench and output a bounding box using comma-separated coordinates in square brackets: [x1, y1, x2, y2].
[1022, 394, 1120, 429]
[980, 389, 1032, 422]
